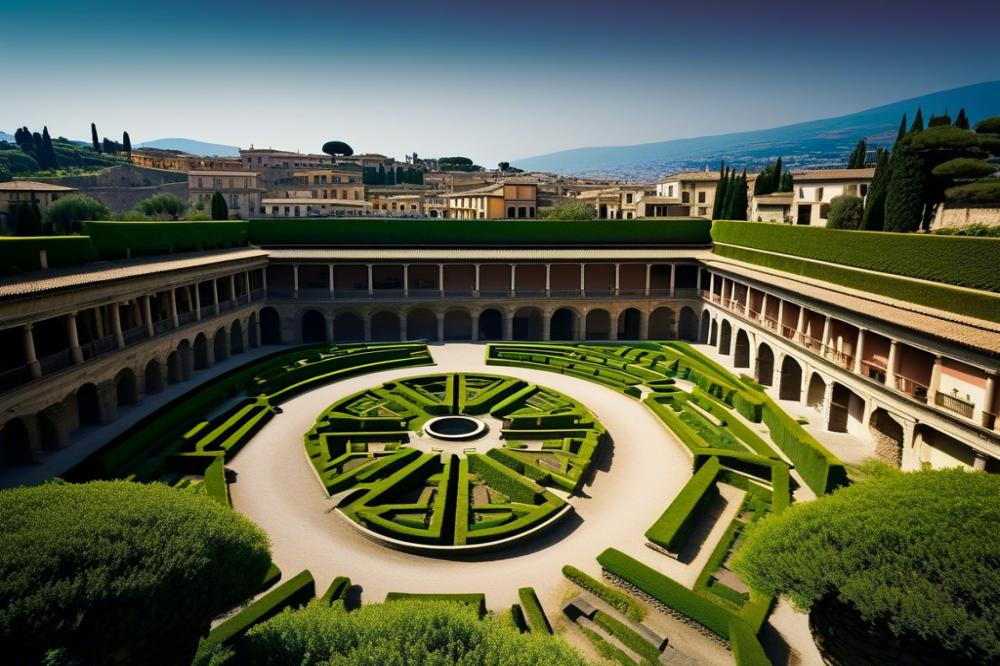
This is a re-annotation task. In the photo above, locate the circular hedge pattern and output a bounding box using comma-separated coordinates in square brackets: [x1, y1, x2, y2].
[304, 373, 606, 549]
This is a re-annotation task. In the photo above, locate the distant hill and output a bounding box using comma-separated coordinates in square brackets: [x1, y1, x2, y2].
[515, 81, 1000, 179]
[0, 131, 16, 144]
[135, 138, 241, 157]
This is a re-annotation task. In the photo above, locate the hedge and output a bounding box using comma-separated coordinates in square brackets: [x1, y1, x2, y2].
[562, 565, 645, 622]
[320, 576, 352, 605]
[83, 220, 249, 259]
[592, 611, 662, 664]
[712, 219, 1000, 292]
[645, 456, 721, 552]
[384, 592, 486, 618]
[713, 244, 1000, 323]
[518, 587, 552, 634]
[196, 570, 315, 657]
[247, 218, 712, 247]
[0, 236, 96, 275]
[730, 619, 772, 666]
[468, 452, 546, 505]
[203, 456, 230, 506]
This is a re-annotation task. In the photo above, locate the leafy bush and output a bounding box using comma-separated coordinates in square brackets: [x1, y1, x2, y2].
[320, 577, 352, 605]
[538, 202, 596, 220]
[562, 565, 645, 622]
[136, 192, 189, 220]
[730, 619, 771, 666]
[518, 587, 552, 634]
[83, 220, 249, 259]
[44, 194, 109, 233]
[825, 194, 864, 229]
[975, 116, 1000, 134]
[945, 178, 1000, 205]
[733, 468, 1000, 662]
[931, 157, 996, 179]
[0, 236, 96, 275]
[0, 480, 271, 664]
[645, 457, 720, 552]
[385, 592, 486, 618]
[933, 223, 1000, 237]
[240, 599, 587, 665]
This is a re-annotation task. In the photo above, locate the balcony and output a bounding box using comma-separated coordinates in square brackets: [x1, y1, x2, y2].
[0, 365, 34, 393]
[935, 392, 976, 419]
[123, 326, 148, 345]
[153, 319, 173, 335]
[80, 335, 118, 360]
[894, 375, 929, 403]
[860, 361, 887, 384]
[38, 350, 72, 375]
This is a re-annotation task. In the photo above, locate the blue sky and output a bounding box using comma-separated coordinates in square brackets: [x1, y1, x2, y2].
[2, 0, 998, 165]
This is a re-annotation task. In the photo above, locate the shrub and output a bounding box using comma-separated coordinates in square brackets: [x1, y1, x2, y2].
[562, 565, 645, 622]
[975, 116, 1000, 134]
[733, 468, 1000, 662]
[386, 592, 486, 618]
[592, 611, 661, 664]
[518, 587, 552, 634]
[0, 236, 96, 275]
[945, 178, 1000, 205]
[44, 194, 109, 233]
[730, 619, 771, 666]
[825, 194, 864, 229]
[136, 192, 189, 220]
[931, 157, 996, 179]
[645, 457, 720, 552]
[83, 220, 249, 259]
[0, 480, 271, 664]
[240, 599, 587, 665]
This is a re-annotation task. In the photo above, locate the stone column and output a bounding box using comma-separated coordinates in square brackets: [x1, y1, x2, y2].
[402, 265, 409, 298]
[574, 311, 585, 341]
[325, 315, 335, 342]
[743, 287, 751, 317]
[510, 264, 517, 297]
[974, 452, 988, 471]
[229, 274, 236, 305]
[437, 264, 444, 298]
[328, 264, 335, 299]
[545, 264, 551, 297]
[400, 313, 409, 341]
[94, 305, 105, 339]
[170, 289, 179, 328]
[887, 340, 899, 387]
[669, 264, 676, 298]
[261, 267, 268, 293]
[580, 263, 586, 296]
[111, 304, 125, 349]
[244, 271, 252, 302]
[436, 312, 445, 342]
[708, 271, 715, 299]
[853, 328, 866, 374]
[696, 268, 702, 292]
[68, 312, 82, 364]
[470, 310, 479, 341]
[822, 379, 835, 428]
[368, 264, 375, 297]
[614, 263, 620, 296]
[929, 355, 943, 403]
[23, 324, 41, 378]
[760, 293, 769, 324]
[194, 285, 202, 321]
[639, 309, 650, 341]
[981, 373, 997, 430]
[644, 264, 651, 296]
[212, 281, 220, 315]
[474, 264, 481, 296]
[292, 265, 300, 298]
[241, 322, 250, 351]
[777, 299, 785, 335]
[820, 316, 831, 356]
[795, 306, 806, 343]
[143, 295, 154, 337]
[502, 311, 513, 341]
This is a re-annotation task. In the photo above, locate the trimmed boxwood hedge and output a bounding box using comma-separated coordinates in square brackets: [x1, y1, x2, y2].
[592, 610, 662, 664]
[562, 565, 645, 622]
[0, 236, 96, 275]
[712, 219, 1000, 292]
[730, 618, 771, 666]
[518, 587, 552, 634]
[83, 220, 249, 259]
[320, 576, 352, 605]
[645, 457, 721, 552]
[384, 592, 486, 619]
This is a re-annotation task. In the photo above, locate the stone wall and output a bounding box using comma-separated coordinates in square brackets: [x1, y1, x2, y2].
[933, 205, 1000, 229]
[27, 165, 189, 214]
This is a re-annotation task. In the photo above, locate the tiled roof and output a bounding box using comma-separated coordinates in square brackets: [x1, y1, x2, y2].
[0, 249, 269, 300]
[659, 171, 720, 183]
[267, 248, 714, 261]
[791, 168, 876, 181]
[2, 181, 77, 192]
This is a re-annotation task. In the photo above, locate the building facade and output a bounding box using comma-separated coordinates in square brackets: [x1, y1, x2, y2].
[655, 171, 720, 218]
[790, 168, 875, 226]
[0, 181, 78, 232]
[187, 171, 264, 219]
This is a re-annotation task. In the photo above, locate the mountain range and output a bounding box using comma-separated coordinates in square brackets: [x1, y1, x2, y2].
[134, 137, 241, 156]
[514, 81, 1000, 180]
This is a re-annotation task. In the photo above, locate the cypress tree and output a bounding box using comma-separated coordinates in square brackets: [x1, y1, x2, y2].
[847, 139, 867, 168]
[955, 108, 969, 130]
[123, 131, 132, 154]
[210, 191, 229, 220]
[711, 161, 727, 219]
[722, 169, 739, 219]
[909, 108, 924, 134]
[895, 113, 907, 146]
[91, 123, 101, 153]
[395, 166, 403, 184]
[861, 148, 890, 231]
[884, 147, 924, 232]
[731, 168, 749, 220]
[779, 171, 793, 192]
[41, 127, 57, 169]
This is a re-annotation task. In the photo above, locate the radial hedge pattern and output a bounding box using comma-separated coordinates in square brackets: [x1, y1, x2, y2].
[304, 373, 606, 549]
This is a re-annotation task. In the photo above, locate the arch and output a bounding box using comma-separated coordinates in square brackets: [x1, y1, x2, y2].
[247, 312, 259, 348]
[870, 408, 904, 468]
[585, 309, 611, 340]
[678, 306, 698, 341]
[230, 319, 244, 354]
[1, 418, 32, 466]
[755, 343, 775, 387]
[260, 306, 281, 345]
[550, 308, 577, 341]
[478, 308, 503, 341]
[617, 308, 641, 340]
[512, 307, 543, 340]
[38, 410, 61, 451]
[829, 382, 864, 434]
[915, 423, 980, 469]
[167, 351, 182, 384]
[709, 319, 718, 346]
[778, 356, 803, 401]
[370, 311, 401, 342]
[115, 368, 139, 406]
[806, 372, 826, 409]
[301, 310, 327, 343]
[733, 329, 751, 368]
[699, 310, 711, 343]
[333, 311, 364, 342]
[406, 308, 436, 341]
[718, 319, 733, 355]
[177, 339, 194, 380]
[213, 326, 229, 362]
[194, 333, 210, 370]
[649, 307, 675, 340]
[144, 358, 165, 394]
[77, 383, 101, 426]
[444, 309, 472, 340]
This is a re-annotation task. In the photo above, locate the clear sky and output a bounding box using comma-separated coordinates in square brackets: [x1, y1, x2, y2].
[3, 0, 998, 166]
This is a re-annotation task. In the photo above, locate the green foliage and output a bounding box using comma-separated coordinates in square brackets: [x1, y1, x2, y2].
[44, 194, 109, 233]
[825, 194, 863, 230]
[0, 236, 96, 274]
[240, 598, 586, 665]
[975, 116, 1000, 134]
[91, 122, 100, 152]
[0, 480, 271, 664]
[320, 577, 352, 605]
[733, 468, 1000, 662]
[538, 201, 596, 220]
[385, 592, 486, 618]
[932, 157, 995, 180]
[83, 220, 249, 258]
[730, 619, 771, 666]
[645, 457, 720, 551]
[211, 191, 229, 220]
[517, 588, 552, 634]
[753, 157, 789, 196]
[562, 565, 645, 622]
[933, 223, 1000, 237]
[847, 138, 867, 168]
[321, 140, 354, 158]
[945, 178, 1000, 205]
[136, 192, 189, 220]
[592, 611, 661, 664]
[884, 147, 925, 232]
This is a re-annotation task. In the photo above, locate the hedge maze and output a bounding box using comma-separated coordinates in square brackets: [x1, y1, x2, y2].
[305, 373, 606, 548]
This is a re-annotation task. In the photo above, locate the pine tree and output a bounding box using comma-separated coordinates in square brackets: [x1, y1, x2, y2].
[895, 113, 907, 146]
[779, 171, 793, 192]
[730, 168, 749, 220]
[123, 131, 132, 154]
[884, 147, 924, 232]
[395, 166, 403, 184]
[91, 123, 101, 153]
[955, 108, 970, 130]
[847, 139, 867, 168]
[722, 169, 739, 219]
[210, 192, 229, 220]
[909, 108, 924, 134]
[711, 161, 727, 219]
[102, 138, 115, 154]
[861, 148, 890, 231]
[41, 126, 57, 169]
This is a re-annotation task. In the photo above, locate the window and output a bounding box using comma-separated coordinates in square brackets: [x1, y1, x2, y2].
[698, 191, 706, 204]
[860, 184, 868, 197]
[698, 207, 708, 216]
[816, 187, 824, 201]
[518, 207, 526, 217]
[819, 203, 830, 220]
[668, 185, 675, 197]
[682, 192, 690, 204]
[626, 212, 633, 219]
[799, 187, 804, 198]
[626, 193, 633, 204]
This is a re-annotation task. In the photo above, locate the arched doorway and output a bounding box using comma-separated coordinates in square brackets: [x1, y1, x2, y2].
[406, 309, 436, 341]
[77, 383, 101, 426]
[733, 329, 751, 368]
[806, 373, 826, 409]
[678, 307, 698, 341]
[718, 320, 733, 355]
[213, 327, 228, 361]
[829, 382, 864, 434]
[585, 309, 611, 340]
[194, 333, 210, 370]
[755, 343, 775, 386]
[709, 319, 718, 346]
[550, 308, 576, 341]
[617, 308, 641, 340]
[38, 409, 61, 451]
[230, 320, 244, 354]
[260, 307, 281, 345]
[478, 309, 503, 340]
[115, 368, 139, 406]
[177, 339, 194, 380]
[778, 356, 802, 401]
[1, 418, 32, 466]
[167, 351, 182, 384]
[699, 311, 711, 343]
[301, 310, 327, 343]
[870, 409, 904, 468]
[144, 359, 164, 394]
[444, 310, 472, 340]
[247, 312, 259, 348]
[512, 307, 543, 340]
[649, 307, 674, 340]
[333, 312, 364, 342]
[370, 311, 401, 342]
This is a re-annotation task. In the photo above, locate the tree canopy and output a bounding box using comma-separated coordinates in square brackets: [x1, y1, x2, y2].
[137, 192, 189, 220]
[240, 599, 585, 665]
[211, 191, 229, 220]
[734, 468, 1000, 662]
[538, 201, 596, 220]
[322, 141, 354, 159]
[825, 194, 863, 229]
[0, 480, 271, 664]
[45, 195, 109, 233]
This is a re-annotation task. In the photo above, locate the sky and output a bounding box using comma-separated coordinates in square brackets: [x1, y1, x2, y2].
[3, 0, 999, 166]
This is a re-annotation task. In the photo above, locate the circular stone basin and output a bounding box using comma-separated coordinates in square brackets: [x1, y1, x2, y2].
[423, 415, 488, 441]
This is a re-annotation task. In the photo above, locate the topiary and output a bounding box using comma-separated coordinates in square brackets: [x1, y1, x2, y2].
[974, 116, 1000, 134]
[0, 480, 271, 665]
[931, 157, 996, 180]
[733, 468, 1000, 664]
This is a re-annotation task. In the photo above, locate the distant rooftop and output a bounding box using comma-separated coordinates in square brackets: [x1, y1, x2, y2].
[3, 181, 77, 192]
[791, 168, 876, 181]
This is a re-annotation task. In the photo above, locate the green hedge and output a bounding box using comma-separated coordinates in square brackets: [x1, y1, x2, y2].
[247, 218, 712, 247]
[713, 244, 1000, 323]
[384, 592, 486, 619]
[0, 236, 96, 275]
[319, 576, 352, 605]
[468, 452, 546, 505]
[83, 221, 249, 259]
[196, 570, 315, 657]
[712, 219, 1000, 292]
[592, 610, 662, 664]
[645, 457, 720, 552]
[518, 587, 552, 634]
[562, 565, 645, 622]
[730, 619, 772, 666]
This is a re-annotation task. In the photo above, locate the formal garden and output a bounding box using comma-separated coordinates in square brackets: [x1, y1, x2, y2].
[1, 339, 996, 665]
